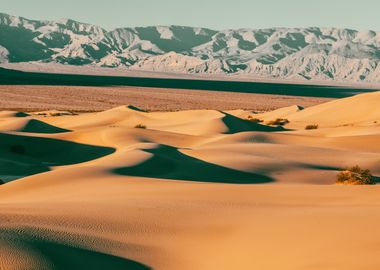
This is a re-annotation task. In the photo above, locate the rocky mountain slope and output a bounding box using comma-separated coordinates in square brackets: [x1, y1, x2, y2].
[1, 13, 380, 82]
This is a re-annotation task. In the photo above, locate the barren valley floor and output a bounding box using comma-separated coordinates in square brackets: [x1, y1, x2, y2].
[0, 85, 333, 112]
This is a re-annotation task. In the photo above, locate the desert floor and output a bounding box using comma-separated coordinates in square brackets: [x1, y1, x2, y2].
[0, 90, 380, 269]
[0, 85, 332, 112]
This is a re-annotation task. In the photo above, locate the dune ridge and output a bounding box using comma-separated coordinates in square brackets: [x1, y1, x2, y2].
[1, 92, 380, 269]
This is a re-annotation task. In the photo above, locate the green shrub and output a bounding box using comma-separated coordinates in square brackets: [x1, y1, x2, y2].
[336, 166, 375, 185]
[266, 118, 289, 126]
[305, 124, 319, 130]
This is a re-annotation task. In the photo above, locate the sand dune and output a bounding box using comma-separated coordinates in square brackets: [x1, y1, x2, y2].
[1, 92, 380, 269]
[258, 91, 380, 129]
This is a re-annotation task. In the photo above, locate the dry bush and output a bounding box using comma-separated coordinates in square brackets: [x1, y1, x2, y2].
[336, 166, 375, 185]
[50, 112, 78, 117]
[305, 124, 319, 130]
[247, 115, 263, 123]
[35, 112, 48, 116]
[266, 118, 289, 126]
[134, 124, 147, 129]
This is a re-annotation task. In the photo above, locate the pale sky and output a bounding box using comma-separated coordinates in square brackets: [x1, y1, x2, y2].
[1, 0, 379, 31]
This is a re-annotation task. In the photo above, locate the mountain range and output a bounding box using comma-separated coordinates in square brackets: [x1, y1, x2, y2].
[1, 13, 380, 83]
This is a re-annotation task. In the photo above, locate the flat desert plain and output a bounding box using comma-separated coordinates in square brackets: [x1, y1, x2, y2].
[1, 90, 380, 270]
[0, 85, 332, 113]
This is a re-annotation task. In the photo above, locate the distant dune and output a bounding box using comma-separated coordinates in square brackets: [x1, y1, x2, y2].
[1, 92, 380, 269]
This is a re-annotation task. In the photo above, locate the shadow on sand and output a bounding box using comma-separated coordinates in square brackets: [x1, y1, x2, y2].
[17, 119, 71, 134]
[33, 241, 152, 270]
[114, 145, 273, 184]
[221, 112, 287, 134]
[372, 176, 380, 184]
[0, 233, 151, 270]
[0, 133, 115, 183]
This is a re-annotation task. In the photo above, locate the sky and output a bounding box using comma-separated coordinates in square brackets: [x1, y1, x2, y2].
[1, 0, 379, 31]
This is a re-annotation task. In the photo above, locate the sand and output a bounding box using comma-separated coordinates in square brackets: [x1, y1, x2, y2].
[0, 91, 380, 269]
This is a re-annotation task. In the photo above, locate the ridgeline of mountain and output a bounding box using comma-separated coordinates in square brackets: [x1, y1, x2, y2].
[1, 13, 380, 82]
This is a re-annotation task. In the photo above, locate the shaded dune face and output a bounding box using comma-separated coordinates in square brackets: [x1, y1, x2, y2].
[1, 92, 380, 270]
[12, 119, 70, 134]
[0, 235, 150, 270]
[114, 144, 273, 184]
[0, 133, 115, 165]
[31, 243, 151, 270]
[0, 114, 70, 134]
[220, 112, 285, 133]
[0, 132, 115, 182]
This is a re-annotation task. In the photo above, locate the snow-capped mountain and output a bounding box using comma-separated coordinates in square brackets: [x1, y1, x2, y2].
[1, 13, 380, 82]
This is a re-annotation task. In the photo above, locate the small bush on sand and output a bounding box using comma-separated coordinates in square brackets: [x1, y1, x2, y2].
[134, 124, 147, 129]
[247, 116, 263, 123]
[305, 124, 319, 130]
[336, 166, 375, 185]
[266, 118, 289, 126]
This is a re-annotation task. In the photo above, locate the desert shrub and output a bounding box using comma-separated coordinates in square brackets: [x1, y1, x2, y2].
[336, 166, 375, 185]
[305, 124, 319, 130]
[247, 116, 263, 123]
[10, 145, 26, 154]
[134, 124, 147, 129]
[266, 118, 289, 126]
[50, 112, 78, 117]
[35, 112, 48, 116]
